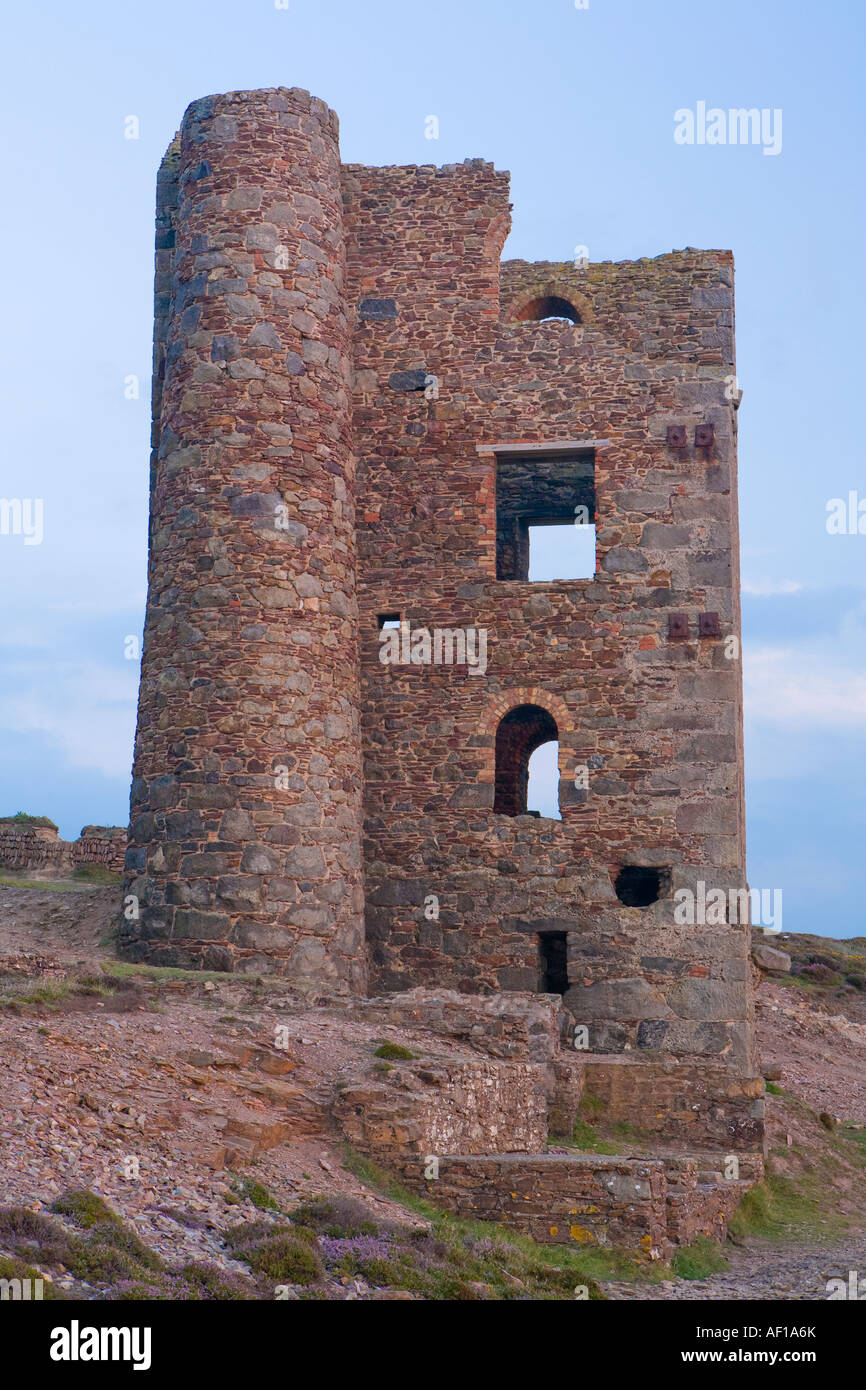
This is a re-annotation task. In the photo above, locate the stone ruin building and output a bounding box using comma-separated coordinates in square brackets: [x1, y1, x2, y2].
[120, 87, 764, 1251]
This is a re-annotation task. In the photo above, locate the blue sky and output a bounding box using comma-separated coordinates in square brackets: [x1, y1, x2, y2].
[0, 0, 863, 936]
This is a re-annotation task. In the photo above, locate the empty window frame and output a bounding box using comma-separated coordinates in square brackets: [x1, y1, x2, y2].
[496, 453, 596, 581]
[538, 931, 569, 994]
[494, 703, 560, 817]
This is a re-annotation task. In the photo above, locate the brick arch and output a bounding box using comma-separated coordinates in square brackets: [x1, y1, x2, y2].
[501, 281, 595, 328]
[487, 687, 570, 729]
[487, 688, 571, 817]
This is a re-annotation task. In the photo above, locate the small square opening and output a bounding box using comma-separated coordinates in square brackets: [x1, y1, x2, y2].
[538, 931, 568, 994]
[377, 614, 401, 630]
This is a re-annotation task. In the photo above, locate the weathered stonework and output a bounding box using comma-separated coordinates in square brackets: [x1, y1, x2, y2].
[0, 824, 126, 877]
[125, 87, 754, 1099]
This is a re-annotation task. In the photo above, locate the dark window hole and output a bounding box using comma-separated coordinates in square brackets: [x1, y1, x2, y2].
[614, 865, 671, 909]
[538, 931, 568, 994]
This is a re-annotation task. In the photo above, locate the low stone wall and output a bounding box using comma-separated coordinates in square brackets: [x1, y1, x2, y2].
[581, 1056, 765, 1152]
[0, 823, 126, 877]
[72, 827, 127, 873]
[335, 1057, 549, 1160]
[397, 1154, 672, 1256]
[0, 827, 71, 875]
[663, 1156, 755, 1245]
[331, 989, 762, 1252]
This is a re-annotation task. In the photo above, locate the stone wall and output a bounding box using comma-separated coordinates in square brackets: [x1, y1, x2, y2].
[0, 824, 125, 877]
[342, 987, 566, 1063]
[335, 1057, 548, 1161]
[581, 1056, 765, 1151]
[397, 1154, 672, 1255]
[73, 827, 127, 873]
[0, 826, 71, 875]
[346, 165, 752, 1070]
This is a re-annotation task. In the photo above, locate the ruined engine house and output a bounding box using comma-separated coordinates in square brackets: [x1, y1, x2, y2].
[124, 87, 753, 1079]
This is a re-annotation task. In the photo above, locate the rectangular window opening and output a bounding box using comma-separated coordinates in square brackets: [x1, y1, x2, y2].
[377, 613, 401, 630]
[538, 931, 569, 995]
[496, 453, 596, 581]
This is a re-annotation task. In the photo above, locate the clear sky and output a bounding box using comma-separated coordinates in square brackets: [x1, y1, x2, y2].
[1, 0, 864, 936]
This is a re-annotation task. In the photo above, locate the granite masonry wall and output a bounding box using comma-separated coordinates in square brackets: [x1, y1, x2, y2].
[126, 87, 754, 1080]
[123, 89, 365, 991]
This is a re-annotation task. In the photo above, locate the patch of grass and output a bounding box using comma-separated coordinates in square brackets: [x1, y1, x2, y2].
[373, 1042, 415, 1061]
[0, 1208, 74, 1264]
[224, 1222, 323, 1285]
[838, 1124, 866, 1149]
[1, 982, 72, 1010]
[0, 812, 58, 829]
[766, 1081, 783, 1096]
[67, 1242, 152, 1284]
[576, 1089, 606, 1120]
[106, 1265, 255, 1301]
[560, 1119, 620, 1155]
[175, 1263, 256, 1300]
[233, 1178, 279, 1212]
[291, 1196, 380, 1238]
[0, 1254, 68, 1299]
[86, 1220, 162, 1270]
[103, 961, 236, 984]
[0, 876, 95, 892]
[50, 1190, 122, 1230]
[72, 865, 122, 885]
[671, 1237, 729, 1280]
[728, 1171, 837, 1243]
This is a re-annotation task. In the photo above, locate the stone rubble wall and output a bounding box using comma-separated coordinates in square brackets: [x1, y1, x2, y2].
[0, 825, 125, 877]
[72, 827, 127, 873]
[342, 987, 566, 1063]
[335, 1057, 549, 1160]
[581, 1056, 765, 1151]
[394, 1153, 673, 1256]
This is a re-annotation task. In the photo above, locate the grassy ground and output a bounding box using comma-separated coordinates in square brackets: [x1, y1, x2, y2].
[774, 932, 866, 999]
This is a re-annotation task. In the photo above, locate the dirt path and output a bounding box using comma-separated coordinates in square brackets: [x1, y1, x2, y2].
[603, 1234, 866, 1299]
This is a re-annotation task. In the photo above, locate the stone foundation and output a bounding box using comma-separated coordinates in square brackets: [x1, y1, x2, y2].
[330, 989, 763, 1253]
[579, 1056, 765, 1151]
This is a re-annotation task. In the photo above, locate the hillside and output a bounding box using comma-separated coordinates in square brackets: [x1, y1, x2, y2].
[1, 882, 865, 1301]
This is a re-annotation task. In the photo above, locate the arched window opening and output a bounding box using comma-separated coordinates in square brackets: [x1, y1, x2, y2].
[494, 704, 560, 817]
[514, 295, 581, 326]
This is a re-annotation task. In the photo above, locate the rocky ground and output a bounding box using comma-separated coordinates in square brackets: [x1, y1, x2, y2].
[2, 880, 866, 1300]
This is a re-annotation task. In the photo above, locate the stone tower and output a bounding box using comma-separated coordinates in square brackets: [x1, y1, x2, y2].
[123, 90, 365, 991]
[125, 87, 755, 1087]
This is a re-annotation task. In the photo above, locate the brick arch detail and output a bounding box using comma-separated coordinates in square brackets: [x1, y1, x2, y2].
[485, 688, 571, 815]
[500, 281, 595, 328]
